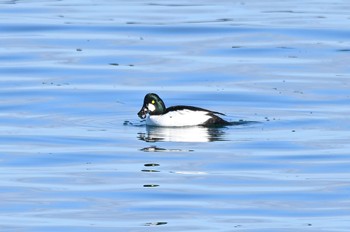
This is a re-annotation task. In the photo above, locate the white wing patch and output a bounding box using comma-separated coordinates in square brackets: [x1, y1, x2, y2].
[146, 109, 211, 127]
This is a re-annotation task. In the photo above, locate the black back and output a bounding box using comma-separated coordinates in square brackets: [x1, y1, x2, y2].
[164, 105, 226, 116]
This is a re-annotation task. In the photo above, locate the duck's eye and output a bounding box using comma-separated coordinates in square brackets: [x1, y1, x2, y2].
[151, 100, 155, 104]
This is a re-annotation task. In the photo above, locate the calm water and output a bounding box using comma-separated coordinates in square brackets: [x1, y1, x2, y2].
[1, 0, 350, 231]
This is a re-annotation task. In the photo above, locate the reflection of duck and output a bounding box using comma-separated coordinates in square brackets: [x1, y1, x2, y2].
[138, 126, 226, 142]
[140, 146, 193, 152]
[137, 93, 232, 127]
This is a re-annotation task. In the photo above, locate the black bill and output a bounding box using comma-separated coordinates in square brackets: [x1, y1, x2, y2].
[137, 106, 148, 119]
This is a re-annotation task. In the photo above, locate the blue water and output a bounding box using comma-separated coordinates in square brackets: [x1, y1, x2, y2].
[1, 0, 350, 231]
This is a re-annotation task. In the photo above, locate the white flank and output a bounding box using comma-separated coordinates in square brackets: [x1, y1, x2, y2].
[146, 109, 211, 127]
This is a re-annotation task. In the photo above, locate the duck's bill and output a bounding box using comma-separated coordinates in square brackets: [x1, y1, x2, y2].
[137, 106, 148, 119]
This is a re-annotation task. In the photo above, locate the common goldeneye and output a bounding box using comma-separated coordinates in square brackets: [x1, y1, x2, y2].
[137, 93, 231, 127]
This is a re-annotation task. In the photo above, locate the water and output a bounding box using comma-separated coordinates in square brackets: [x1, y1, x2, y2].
[1, 0, 350, 231]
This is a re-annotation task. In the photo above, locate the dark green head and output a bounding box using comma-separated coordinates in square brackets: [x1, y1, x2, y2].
[137, 93, 166, 119]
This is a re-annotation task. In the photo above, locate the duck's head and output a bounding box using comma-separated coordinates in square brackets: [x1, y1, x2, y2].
[137, 93, 166, 119]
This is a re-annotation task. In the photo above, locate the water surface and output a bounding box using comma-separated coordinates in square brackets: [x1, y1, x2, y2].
[0, 0, 350, 231]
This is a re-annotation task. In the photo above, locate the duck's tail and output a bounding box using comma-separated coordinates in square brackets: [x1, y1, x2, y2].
[206, 117, 259, 127]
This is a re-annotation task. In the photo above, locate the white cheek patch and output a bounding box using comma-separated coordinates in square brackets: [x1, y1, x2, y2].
[147, 103, 156, 112]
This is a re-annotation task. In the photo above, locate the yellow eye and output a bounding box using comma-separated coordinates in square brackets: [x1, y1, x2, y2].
[151, 100, 155, 104]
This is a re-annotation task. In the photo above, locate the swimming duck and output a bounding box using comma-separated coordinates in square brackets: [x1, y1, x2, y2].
[137, 93, 231, 127]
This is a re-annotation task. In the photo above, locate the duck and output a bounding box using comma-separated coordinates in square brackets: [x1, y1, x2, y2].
[137, 93, 231, 127]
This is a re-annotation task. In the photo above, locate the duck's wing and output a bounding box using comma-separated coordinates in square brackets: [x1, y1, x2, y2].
[165, 105, 226, 116]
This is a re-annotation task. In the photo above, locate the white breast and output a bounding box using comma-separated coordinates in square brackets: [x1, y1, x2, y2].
[146, 109, 212, 127]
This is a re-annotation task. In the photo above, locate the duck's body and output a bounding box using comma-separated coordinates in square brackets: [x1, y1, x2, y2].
[137, 93, 231, 127]
[145, 106, 229, 127]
